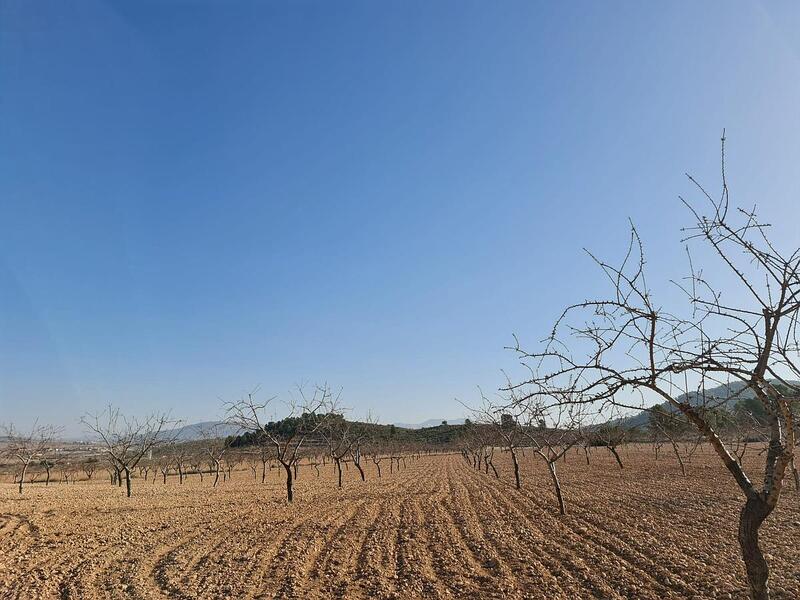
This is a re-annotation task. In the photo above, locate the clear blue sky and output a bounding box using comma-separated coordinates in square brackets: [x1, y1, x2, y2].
[2, 1, 800, 434]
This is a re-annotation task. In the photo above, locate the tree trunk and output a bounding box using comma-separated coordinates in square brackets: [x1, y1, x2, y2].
[354, 461, 365, 481]
[511, 449, 521, 489]
[124, 467, 132, 498]
[213, 462, 220, 487]
[547, 461, 566, 515]
[584, 446, 590, 465]
[45, 466, 51, 486]
[738, 496, 773, 600]
[178, 464, 184, 484]
[336, 458, 343, 488]
[376, 463, 381, 478]
[261, 460, 267, 484]
[669, 440, 686, 476]
[18, 464, 27, 494]
[608, 446, 624, 469]
[283, 462, 293, 503]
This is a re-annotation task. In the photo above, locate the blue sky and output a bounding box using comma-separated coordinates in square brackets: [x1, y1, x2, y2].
[2, 1, 800, 434]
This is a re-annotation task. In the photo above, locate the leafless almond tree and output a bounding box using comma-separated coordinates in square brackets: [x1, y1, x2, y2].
[82, 460, 97, 481]
[521, 402, 583, 515]
[648, 406, 690, 475]
[158, 457, 171, 484]
[225, 384, 333, 502]
[509, 137, 799, 599]
[254, 444, 271, 484]
[370, 451, 383, 477]
[347, 415, 376, 483]
[41, 452, 63, 486]
[591, 422, 626, 469]
[169, 443, 191, 484]
[223, 455, 239, 482]
[470, 390, 527, 489]
[246, 453, 259, 480]
[197, 423, 229, 487]
[459, 425, 485, 472]
[320, 408, 365, 488]
[190, 455, 205, 482]
[2, 422, 61, 494]
[81, 405, 178, 497]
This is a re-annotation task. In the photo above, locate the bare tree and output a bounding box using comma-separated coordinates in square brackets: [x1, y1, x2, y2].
[246, 453, 259, 480]
[190, 454, 205, 482]
[164, 443, 191, 485]
[482, 443, 499, 479]
[225, 384, 333, 502]
[521, 403, 583, 515]
[365, 428, 386, 478]
[320, 407, 365, 488]
[348, 415, 376, 483]
[197, 423, 228, 487]
[591, 422, 626, 469]
[648, 406, 690, 475]
[41, 453, 63, 486]
[350, 442, 366, 481]
[59, 463, 73, 485]
[158, 457, 171, 484]
[2, 423, 60, 494]
[724, 399, 770, 467]
[459, 425, 485, 472]
[257, 445, 271, 484]
[223, 455, 239, 483]
[470, 390, 526, 489]
[81, 405, 177, 497]
[509, 137, 800, 599]
[370, 451, 383, 478]
[82, 459, 97, 481]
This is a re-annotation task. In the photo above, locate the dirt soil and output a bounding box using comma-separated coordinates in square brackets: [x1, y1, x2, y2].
[2, 446, 800, 599]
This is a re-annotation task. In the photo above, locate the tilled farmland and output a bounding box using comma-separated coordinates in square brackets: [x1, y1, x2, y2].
[2, 447, 799, 600]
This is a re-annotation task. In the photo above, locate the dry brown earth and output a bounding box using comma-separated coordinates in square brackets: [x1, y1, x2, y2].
[2, 446, 799, 599]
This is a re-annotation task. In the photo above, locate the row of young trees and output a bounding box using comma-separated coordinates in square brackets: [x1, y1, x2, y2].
[0, 383, 423, 501]
[463, 398, 628, 514]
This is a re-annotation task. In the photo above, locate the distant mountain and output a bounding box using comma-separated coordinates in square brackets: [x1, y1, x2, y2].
[392, 418, 467, 429]
[619, 381, 796, 430]
[165, 421, 240, 441]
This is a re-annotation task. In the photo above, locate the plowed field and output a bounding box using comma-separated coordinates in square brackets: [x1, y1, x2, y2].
[2, 447, 799, 599]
